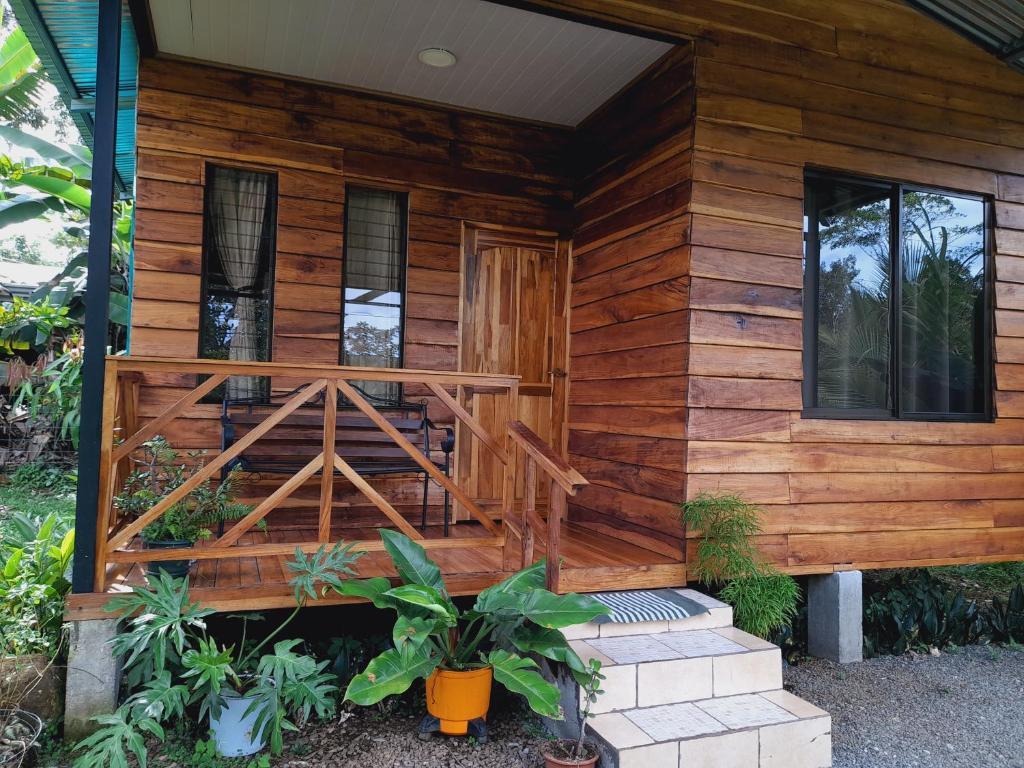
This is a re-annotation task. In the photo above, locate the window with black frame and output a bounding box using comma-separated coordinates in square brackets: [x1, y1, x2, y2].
[342, 187, 407, 402]
[804, 172, 990, 421]
[199, 164, 277, 402]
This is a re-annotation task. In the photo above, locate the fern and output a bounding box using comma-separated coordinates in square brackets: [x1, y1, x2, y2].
[680, 492, 762, 583]
[679, 492, 800, 639]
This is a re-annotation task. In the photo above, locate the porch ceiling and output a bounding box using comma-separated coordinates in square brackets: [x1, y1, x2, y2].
[145, 0, 673, 126]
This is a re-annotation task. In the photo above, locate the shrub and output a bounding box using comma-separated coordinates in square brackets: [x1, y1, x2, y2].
[720, 570, 800, 641]
[680, 492, 800, 639]
[114, 437, 254, 544]
[862, 570, 985, 656]
[14, 335, 83, 447]
[0, 512, 74, 657]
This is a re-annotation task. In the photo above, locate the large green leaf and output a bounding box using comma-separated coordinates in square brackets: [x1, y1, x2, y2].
[520, 590, 607, 629]
[510, 624, 587, 677]
[379, 529, 445, 591]
[334, 576, 398, 609]
[474, 560, 545, 613]
[0, 192, 64, 226]
[0, 125, 92, 170]
[16, 171, 90, 211]
[393, 615, 440, 653]
[487, 649, 563, 719]
[345, 644, 440, 705]
[0, 29, 39, 88]
[385, 584, 458, 624]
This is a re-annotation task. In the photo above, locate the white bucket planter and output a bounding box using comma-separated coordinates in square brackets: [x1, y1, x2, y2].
[209, 691, 265, 757]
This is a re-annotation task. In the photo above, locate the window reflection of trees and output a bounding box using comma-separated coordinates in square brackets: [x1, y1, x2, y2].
[814, 183, 985, 416]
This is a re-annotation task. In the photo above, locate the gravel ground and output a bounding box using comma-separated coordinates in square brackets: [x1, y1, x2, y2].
[271, 701, 551, 768]
[785, 645, 1024, 768]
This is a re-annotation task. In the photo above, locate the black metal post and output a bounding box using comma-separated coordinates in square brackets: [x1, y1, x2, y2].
[71, 0, 122, 594]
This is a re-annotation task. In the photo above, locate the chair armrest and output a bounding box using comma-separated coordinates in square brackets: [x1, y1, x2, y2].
[427, 419, 456, 454]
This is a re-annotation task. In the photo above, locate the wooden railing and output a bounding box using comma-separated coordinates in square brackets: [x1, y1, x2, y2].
[506, 420, 588, 592]
[94, 356, 530, 591]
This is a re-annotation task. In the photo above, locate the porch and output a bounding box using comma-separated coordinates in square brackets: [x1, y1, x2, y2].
[66, 355, 685, 619]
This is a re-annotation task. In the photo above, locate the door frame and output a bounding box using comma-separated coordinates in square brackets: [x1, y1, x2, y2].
[455, 222, 573, 518]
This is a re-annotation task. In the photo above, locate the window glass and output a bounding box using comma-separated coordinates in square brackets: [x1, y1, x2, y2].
[805, 173, 990, 421]
[811, 179, 892, 411]
[900, 191, 986, 415]
[200, 165, 276, 401]
[343, 188, 406, 401]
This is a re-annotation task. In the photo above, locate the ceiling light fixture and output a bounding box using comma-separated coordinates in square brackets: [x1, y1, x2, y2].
[418, 48, 457, 68]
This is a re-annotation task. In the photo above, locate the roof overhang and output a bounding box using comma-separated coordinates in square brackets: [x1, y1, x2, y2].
[905, 0, 1024, 73]
[9, 0, 139, 195]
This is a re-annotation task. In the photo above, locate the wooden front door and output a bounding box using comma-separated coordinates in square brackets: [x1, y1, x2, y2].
[456, 225, 570, 516]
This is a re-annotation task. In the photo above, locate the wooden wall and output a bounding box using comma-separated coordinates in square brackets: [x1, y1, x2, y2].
[130, 57, 572, 528]
[533, 0, 1024, 571]
[565, 47, 693, 559]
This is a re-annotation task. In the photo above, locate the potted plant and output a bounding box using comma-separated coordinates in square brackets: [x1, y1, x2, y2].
[328, 530, 607, 739]
[73, 542, 363, 766]
[115, 437, 254, 579]
[541, 658, 605, 767]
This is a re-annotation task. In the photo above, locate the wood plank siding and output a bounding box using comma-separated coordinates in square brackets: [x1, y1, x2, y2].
[566, 48, 693, 559]
[126, 0, 1024, 576]
[131, 57, 574, 531]
[533, 0, 1024, 572]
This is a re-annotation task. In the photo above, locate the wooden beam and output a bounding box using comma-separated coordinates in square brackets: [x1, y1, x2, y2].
[547, 480, 565, 593]
[106, 534, 506, 563]
[112, 373, 227, 463]
[425, 381, 508, 464]
[214, 454, 325, 547]
[336, 379, 502, 536]
[331, 454, 424, 540]
[107, 380, 327, 550]
[319, 381, 337, 542]
[507, 420, 588, 495]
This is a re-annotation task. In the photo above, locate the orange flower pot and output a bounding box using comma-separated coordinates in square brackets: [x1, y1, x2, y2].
[424, 666, 493, 736]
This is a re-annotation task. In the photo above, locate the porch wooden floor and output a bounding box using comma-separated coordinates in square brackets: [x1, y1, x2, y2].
[66, 522, 686, 619]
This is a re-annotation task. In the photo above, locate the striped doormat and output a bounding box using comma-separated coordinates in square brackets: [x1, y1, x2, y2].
[591, 589, 709, 624]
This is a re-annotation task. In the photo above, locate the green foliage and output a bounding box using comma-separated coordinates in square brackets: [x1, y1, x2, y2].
[14, 337, 83, 446]
[7, 460, 76, 495]
[0, 27, 47, 125]
[863, 570, 985, 656]
[573, 658, 605, 760]
[114, 437, 254, 544]
[720, 570, 800, 640]
[680, 492, 800, 639]
[336, 530, 606, 719]
[0, 511, 74, 656]
[74, 545, 363, 766]
[986, 583, 1024, 644]
[680, 492, 762, 582]
[0, 296, 76, 356]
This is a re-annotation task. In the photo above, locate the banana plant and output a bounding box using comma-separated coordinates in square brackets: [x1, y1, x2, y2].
[336, 530, 607, 719]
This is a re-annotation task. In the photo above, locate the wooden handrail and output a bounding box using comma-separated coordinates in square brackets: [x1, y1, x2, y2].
[107, 355, 520, 388]
[505, 420, 588, 593]
[92, 356, 523, 592]
[506, 420, 587, 495]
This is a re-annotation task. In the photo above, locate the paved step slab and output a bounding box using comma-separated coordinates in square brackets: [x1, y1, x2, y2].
[591, 689, 831, 768]
[571, 626, 782, 711]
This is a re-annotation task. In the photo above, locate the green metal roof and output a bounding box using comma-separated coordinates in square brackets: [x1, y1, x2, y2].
[9, 0, 138, 195]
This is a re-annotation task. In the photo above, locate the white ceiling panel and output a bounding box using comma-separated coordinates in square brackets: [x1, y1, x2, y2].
[147, 0, 673, 125]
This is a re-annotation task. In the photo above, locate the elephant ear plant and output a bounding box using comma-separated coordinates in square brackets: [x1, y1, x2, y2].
[334, 530, 607, 719]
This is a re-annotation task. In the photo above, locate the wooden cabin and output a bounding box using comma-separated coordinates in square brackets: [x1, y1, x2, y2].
[35, 0, 1024, 619]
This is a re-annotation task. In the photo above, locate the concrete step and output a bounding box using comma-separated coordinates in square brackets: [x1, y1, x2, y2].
[588, 689, 831, 768]
[571, 626, 783, 710]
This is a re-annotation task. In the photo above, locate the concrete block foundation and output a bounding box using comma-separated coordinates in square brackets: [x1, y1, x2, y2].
[807, 571, 863, 664]
[63, 618, 121, 740]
